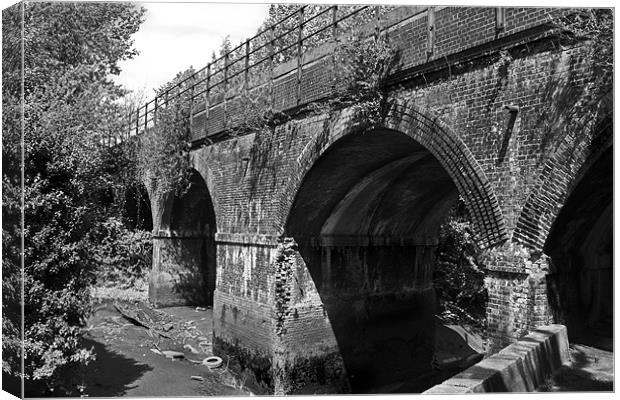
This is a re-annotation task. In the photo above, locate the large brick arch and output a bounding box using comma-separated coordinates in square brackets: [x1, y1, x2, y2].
[275, 99, 508, 249]
[513, 117, 612, 253]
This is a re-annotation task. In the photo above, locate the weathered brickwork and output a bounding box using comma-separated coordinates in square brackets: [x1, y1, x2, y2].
[144, 6, 612, 394]
[482, 243, 553, 352]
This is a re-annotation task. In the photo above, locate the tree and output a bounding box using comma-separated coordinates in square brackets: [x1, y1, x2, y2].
[2, 1, 144, 390]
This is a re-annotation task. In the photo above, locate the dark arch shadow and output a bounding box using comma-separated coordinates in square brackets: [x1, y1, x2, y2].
[124, 181, 153, 231]
[286, 129, 461, 393]
[155, 169, 217, 307]
[276, 101, 507, 250]
[545, 146, 613, 350]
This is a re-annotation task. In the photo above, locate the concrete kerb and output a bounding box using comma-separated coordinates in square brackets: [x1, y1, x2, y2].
[423, 324, 570, 394]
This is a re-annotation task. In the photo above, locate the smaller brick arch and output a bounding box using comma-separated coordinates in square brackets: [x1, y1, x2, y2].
[190, 158, 222, 232]
[275, 99, 508, 249]
[513, 117, 612, 253]
[145, 162, 221, 233]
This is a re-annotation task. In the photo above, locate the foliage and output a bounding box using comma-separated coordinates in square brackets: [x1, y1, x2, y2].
[253, 5, 397, 66]
[434, 200, 487, 334]
[2, 1, 144, 385]
[325, 31, 398, 125]
[553, 9, 613, 133]
[88, 218, 152, 288]
[2, 5, 23, 381]
[135, 69, 194, 197]
[224, 29, 398, 141]
[556, 9, 612, 95]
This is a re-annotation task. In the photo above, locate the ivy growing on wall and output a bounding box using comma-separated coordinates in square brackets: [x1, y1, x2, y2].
[546, 9, 613, 146]
[307, 31, 399, 127]
[434, 200, 487, 335]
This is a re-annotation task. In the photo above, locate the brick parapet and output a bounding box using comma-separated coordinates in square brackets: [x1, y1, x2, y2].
[189, 7, 570, 143]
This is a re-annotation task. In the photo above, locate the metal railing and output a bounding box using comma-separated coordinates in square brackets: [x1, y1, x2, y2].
[117, 5, 393, 144]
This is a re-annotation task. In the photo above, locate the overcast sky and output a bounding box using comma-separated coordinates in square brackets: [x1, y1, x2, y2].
[113, 2, 270, 96]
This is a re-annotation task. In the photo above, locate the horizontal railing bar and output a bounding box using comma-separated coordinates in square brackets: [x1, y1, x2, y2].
[149, 5, 306, 93]
[301, 5, 334, 26]
[125, 4, 380, 138]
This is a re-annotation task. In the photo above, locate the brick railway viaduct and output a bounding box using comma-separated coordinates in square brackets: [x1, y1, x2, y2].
[126, 5, 612, 394]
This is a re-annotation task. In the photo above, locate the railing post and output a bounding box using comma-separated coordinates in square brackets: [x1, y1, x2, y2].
[135, 108, 139, 136]
[144, 102, 148, 132]
[205, 63, 211, 136]
[224, 52, 229, 129]
[127, 111, 132, 140]
[374, 5, 381, 41]
[189, 74, 195, 135]
[331, 6, 339, 93]
[244, 39, 250, 90]
[269, 26, 275, 110]
[331, 5, 338, 39]
[296, 6, 304, 105]
[154, 96, 158, 124]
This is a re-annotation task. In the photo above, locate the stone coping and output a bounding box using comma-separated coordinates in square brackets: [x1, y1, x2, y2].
[423, 324, 570, 393]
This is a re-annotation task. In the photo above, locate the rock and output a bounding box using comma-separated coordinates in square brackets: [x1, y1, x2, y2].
[190, 375, 204, 381]
[161, 350, 185, 359]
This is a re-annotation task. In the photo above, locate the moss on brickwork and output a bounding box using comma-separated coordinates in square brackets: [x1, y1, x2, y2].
[274, 351, 349, 394]
[213, 336, 274, 394]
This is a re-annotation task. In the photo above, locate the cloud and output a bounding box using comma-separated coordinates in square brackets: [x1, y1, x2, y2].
[113, 2, 269, 95]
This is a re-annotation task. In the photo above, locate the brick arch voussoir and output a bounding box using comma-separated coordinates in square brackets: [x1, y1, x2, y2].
[384, 100, 508, 249]
[275, 101, 508, 249]
[274, 108, 362, 235]
[513, 120, 613, 253]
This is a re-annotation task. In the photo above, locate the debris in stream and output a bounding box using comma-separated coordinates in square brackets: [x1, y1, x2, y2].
[203, 356, 223, 369]
[113, 301, 173, 339]
[183, 344, 200, 354]
[161, 350, 185, 359]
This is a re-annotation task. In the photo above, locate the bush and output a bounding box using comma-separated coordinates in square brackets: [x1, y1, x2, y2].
[434, 200, 487, 333]
[2, 2, 144, 387]
[89, 218, 152, 288]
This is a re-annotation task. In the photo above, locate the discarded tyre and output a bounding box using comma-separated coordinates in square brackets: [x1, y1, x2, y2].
[203, 356, 223, 368]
